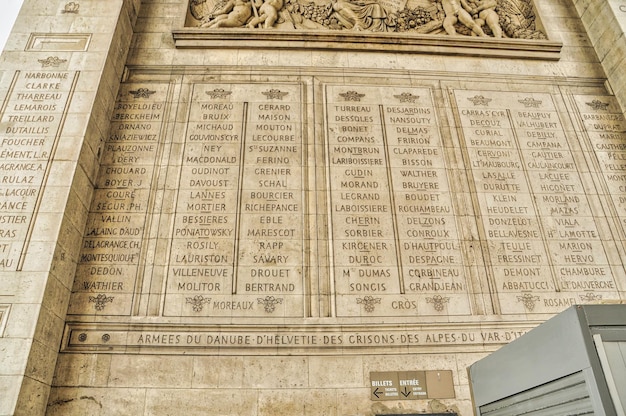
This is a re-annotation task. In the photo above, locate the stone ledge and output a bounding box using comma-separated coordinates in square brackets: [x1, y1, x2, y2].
[172, 29, 563, 60]
[62, 321, 540, 355]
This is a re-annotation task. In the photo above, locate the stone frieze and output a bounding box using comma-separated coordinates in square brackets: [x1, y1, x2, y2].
[187, 0, 546, 39]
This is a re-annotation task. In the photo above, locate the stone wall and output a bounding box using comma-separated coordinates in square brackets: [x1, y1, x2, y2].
[1, 0, 625, 415]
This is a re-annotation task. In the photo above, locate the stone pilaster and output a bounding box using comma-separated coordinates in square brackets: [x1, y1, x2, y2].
[573, 0, 626, 116]
[0, 1, 139, 414]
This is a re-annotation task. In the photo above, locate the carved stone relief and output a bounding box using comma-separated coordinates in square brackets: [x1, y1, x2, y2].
[188, 0, 546, 39]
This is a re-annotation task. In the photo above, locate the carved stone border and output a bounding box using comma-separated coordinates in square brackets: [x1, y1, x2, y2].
[0, 305, 10, 337]
[172, 29, 562, 59]
[62, 321, 538, 354]
[26, 33, 92, 52]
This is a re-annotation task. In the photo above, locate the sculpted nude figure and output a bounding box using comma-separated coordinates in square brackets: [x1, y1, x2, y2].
[441, 0, 486, 36]
[201, 0, 252, 28]
[248, 0, 284, 28]
[462, 0, 502, 37]
[331, 0, 389, 31]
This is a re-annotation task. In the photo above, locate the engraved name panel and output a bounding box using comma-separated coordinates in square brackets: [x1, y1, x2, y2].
[326, 86, 470, 317]
[68, 84, 168, 316]
[454, 91, 618, 314]
[574, 95, 626, 238]
[164, 83, 305, 317]
[0, 70, 77, 270]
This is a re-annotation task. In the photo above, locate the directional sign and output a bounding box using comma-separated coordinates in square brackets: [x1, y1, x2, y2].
[370, 371, 399, 401]
[370, 370, 454, 401]
[398, 371, 427, 399]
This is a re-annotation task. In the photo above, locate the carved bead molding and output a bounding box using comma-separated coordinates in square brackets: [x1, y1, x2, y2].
[174, 0, 561, 58]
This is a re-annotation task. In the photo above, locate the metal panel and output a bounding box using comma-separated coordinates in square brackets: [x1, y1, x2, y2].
[594, 336, 626, 415]
[470, 305, 626, 415]
[479, 372, 594, 416]
[470, 307, 590, 407]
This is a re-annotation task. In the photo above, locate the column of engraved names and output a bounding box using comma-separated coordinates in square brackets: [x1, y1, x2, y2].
[0, 70, 76, 270]
[165, 84, 305, 317]
[165, 85, 243, 316]
[326, 87, 400, 317]
[69, 84, 166, 315]
[238, 86, 304, 317]
[455, 92, 552, 314]
[384, 89, 470, 315]
[512, 95, 617, 308]
[575, 96, 626, 231]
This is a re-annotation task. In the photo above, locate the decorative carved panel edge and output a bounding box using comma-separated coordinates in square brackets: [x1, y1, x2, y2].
[174, 0, 561, 58]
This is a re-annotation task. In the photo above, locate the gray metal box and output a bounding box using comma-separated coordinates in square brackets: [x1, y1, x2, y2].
[469, 305, 626, 415]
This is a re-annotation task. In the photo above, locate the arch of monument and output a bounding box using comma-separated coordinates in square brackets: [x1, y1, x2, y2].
[0, 0, 625, 414]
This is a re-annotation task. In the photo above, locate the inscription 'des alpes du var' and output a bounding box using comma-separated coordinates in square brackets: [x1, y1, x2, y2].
[68, 82, 624, 320]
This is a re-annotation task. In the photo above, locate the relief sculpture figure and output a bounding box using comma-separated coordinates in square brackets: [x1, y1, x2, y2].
[462, 0, 502, 37]
[200, 0, 253, 28]
[331, 0, 392, 31]
[441, 0, 486, 36]
[248, 0, 284, 28]
[189, 0, 546, 39]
